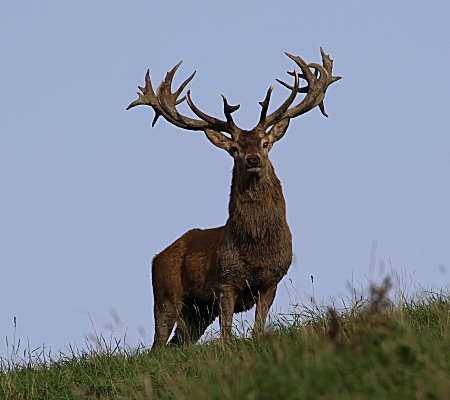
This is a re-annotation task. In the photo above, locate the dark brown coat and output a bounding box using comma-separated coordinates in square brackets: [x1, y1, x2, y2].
[152, 122, 293, 346]
[127, 48, 340, 347]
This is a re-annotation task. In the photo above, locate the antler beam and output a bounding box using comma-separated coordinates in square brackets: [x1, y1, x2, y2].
[127, 48, 341, 135]
[270, 48, 342, 122]
[127, 61, 237, 135]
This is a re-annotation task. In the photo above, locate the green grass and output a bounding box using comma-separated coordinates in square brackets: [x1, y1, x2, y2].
[2, 278, 450, 399]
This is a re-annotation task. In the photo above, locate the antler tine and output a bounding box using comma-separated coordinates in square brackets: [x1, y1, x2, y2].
[127, 62, 239, 133]
[127, 69, 189, 129]
[254, 49, 341, 128]
[276, 75, 309, 94]
[221, 93, 240, 132]
[260, 67, 299, 129]
[320, 47, 342, 84]
[126, 69, 157, 110]
[282, 48, 341, 119]
[257, 83, 274, 127]
[173, 69, 196, 101]
[185, 91, 234, 134]
[128, 50, 340, 134]
[287, 70, 307, 79]
[285, 52, 316, 86]
[157, 62, 204, 129]
[278, 60, 329, 119]
[175, 96, 186, 106]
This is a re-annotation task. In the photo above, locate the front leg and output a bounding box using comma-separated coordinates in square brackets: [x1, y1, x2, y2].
[253, 286, 277, 335]
[219, 285, 237, 339]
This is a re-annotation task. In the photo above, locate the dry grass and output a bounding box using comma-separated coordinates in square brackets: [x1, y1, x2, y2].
[2, 275, 450, 399]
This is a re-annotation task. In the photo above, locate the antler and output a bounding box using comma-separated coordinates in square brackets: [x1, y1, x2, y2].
[127, 61, 239, 135]
[256, 47, 341, 131]
[128, 49, 340, 135]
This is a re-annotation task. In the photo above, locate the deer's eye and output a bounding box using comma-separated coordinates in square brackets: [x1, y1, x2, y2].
[230, 146, 238, 153]
[263, 141, 269, 148]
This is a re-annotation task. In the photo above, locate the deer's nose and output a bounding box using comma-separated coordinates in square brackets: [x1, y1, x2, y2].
[246, 154, 261, 168]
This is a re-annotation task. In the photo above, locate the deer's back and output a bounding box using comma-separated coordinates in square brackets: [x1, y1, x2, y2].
[152, 226, 224, 302]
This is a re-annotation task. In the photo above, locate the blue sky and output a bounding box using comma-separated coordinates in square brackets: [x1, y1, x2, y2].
[1, 2, 449, 358]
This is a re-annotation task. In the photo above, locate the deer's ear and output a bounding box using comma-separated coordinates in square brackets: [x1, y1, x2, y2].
[267, 118, 290, 143]
[204, 128, 233, 151]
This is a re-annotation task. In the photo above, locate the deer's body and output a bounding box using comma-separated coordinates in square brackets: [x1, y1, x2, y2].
[153, 156, 292, 345]
[128, 48, 340, 348]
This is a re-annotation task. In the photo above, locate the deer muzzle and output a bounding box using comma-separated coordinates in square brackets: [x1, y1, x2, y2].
[245, 154, 262, 171]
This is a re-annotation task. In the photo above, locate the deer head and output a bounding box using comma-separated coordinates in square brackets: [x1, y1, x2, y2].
[127, 48, 341, 179]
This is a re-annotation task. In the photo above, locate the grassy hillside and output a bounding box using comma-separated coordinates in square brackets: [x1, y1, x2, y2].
[2, 278, 450, 399]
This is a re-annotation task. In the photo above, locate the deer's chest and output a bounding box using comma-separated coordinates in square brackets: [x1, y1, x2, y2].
[219, 212, 292, 290]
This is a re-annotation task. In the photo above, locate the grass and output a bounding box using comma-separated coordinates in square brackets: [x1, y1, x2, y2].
[2, 277, 450, 399]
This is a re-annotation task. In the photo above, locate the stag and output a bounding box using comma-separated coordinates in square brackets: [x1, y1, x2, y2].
[127, 48, 340, 348]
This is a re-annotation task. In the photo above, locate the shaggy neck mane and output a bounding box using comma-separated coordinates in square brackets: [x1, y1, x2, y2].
[227, 162, 287, 243]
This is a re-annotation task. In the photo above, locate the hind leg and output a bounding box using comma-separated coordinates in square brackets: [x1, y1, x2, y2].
[152, 295, 184, 349]
[151, 249, 186, 349]
[170, 300, 217, 346]
[152, 287, 183, 348]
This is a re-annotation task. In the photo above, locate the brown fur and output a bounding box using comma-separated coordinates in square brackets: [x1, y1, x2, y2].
[126, 49, 340, 348]
[152, 121, 293, 347]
